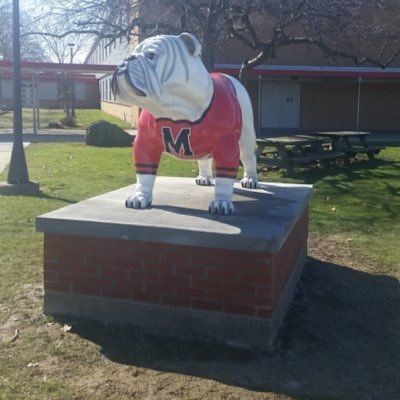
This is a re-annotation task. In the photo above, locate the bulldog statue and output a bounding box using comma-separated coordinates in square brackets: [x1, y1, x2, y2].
[112, 32, 258, 215]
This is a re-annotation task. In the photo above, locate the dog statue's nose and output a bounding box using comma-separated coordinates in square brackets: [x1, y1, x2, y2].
[111, 71, 118, 97]
[125, 54, 137, 62]
[116, 61, 128, 75]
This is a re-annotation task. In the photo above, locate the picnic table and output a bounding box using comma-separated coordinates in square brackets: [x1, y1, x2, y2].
[311, 131, 385, 160]
[256, 135, 345, 174]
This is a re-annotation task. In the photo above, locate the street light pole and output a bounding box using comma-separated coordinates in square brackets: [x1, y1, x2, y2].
[68, 43, 75, 118]
[7, 0, 29, 185]
[68, 43, 74, 63]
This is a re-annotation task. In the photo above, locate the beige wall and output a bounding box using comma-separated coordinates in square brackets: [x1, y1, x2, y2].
[101, 101, 139, 128]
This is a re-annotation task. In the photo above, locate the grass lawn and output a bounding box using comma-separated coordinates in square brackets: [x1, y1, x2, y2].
[0, 108, 132, 130]
[0, 144, 399, 399]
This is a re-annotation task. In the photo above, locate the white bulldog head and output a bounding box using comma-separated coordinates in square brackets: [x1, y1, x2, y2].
[112, 33, 213, 121]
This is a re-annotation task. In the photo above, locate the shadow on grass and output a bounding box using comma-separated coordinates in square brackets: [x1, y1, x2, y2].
[0, 186, 77, 204]
[55, 259, 400, 400]
[280, 158, 400, 184]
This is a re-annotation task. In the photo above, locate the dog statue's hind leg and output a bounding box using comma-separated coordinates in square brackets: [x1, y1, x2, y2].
[239, 132, 258, 189]
[225, 75, 258, 189]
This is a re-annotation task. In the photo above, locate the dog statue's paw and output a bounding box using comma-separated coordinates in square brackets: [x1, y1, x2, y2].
[208, 200, 234, 215]
[196, 176, 213, 186]
[125, 195, 152, 209]
[240, 178, 258, 189]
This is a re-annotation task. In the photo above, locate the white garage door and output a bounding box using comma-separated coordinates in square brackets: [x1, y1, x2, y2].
[261, 82, 301, 128]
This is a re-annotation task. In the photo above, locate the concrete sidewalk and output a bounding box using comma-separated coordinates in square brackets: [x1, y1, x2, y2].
[0, 128, 86, 144]
[0, 129, 86, 174]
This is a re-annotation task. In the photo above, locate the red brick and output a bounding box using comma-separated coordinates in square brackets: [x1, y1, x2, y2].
[44, 248, 58, 263]
[96, 243, 116, 257]
[44, 281, 71, 293]
[207, 268, 238, 282]
[162, 296, 191, 308]
[175, 265, 206, 277]
[175, 287, 205, 299]
[72, 282, 101, 296]
[85, 253, 114, 268]
[192, 252, 226, 268]
[59, 274, 108, 287]
[161, 252, 192, 265]
[115, 280, 143, 292]
[218, 253, 253, 270]
[130, 270, 159, 283]
[44, 261, 65, 271]
[136, 252, 161, 263]
[43, 270, 58, 282]
[145, 283, 174, 295]
[207, 290, 240, 304]
[192, 300, 223, 312]
[239, 271, 272, 285]
[255, 285, 273, 296]
[58, 250, 85, 265]
[221, 259, 250, 272]
[223, 303, 255, 316]
[109, 245, 132, 261]
[67, 265, 99, 277]
[223, 282, 255, 294]
[192, 278, 222, 291]
[160, 274, 190, 288]
[100, 266, 129, 281]
[235, 293, 270, 307]
[117, 259, 143, 271]
[82, 245, 98, 262]
[143, 262, 173, 274]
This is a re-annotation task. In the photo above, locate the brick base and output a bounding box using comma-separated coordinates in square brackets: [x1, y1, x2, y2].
[37, 178, 312, 348]
[43, 208, 308, 348]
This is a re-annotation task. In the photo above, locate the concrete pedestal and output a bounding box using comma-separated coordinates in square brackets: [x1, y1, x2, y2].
[36, 177, 312, 348]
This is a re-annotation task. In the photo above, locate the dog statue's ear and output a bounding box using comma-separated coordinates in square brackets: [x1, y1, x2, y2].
[179, 33, 202, 57]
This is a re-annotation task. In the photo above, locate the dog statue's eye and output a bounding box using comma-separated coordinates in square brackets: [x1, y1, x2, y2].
[146, 51, 157, 60]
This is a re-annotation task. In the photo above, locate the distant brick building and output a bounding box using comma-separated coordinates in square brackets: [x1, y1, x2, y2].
[85, 8, 400, 135]
[0, 62, 106, 110]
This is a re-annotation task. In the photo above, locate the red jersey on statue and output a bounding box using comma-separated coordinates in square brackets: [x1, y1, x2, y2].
[133, 73, 242, 179]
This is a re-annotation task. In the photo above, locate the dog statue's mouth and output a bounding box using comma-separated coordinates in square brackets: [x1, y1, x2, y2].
[112, 63, 147, 98]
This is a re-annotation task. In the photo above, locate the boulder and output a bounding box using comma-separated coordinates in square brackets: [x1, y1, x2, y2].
[85, 120, 133, 147]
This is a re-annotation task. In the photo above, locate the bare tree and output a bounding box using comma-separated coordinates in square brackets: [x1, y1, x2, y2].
[24, 0, 233, 71]
[22, 0, 400, 79]
[41, 32, 89, 64]
[0, 0, 48, 62]
[225, 0, 400, 81]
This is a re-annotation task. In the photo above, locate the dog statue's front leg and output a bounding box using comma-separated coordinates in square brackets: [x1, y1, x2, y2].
[209, 177, 235, 215]
[126, 174, 156, 209]
[196, 158, 213, 186]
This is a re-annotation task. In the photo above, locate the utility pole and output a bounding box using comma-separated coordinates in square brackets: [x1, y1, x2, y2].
[2, 0, 39, 194]
[68, 43, 75, 118]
